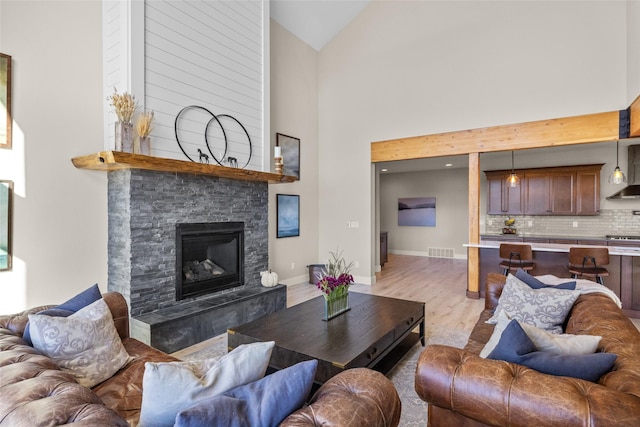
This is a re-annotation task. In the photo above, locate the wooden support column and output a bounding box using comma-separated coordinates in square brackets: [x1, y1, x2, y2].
[467, 153, 480, 298]
[630, 94, 640, 137]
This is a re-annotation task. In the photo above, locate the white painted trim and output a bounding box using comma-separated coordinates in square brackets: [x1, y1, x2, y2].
[262, 0, 270, 173]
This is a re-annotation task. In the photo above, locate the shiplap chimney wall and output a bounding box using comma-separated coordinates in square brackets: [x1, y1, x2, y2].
[102, 0, 268, 172]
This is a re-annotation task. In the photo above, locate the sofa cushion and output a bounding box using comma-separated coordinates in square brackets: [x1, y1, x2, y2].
[487, 274, 580, 333]
[175, 360, 318, 427]
[28, 298, 132, 388]
[138, 341, 275, 427]
[515, 269, 576, 290]
[23, 284, 102, 345]
[481, 310, 602, 358]
[488, 320, 616, 382]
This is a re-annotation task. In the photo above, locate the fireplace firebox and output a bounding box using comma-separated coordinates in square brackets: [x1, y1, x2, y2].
[176, 222, 244, 301]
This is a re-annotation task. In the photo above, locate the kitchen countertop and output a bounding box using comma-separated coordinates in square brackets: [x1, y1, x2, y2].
[481, 233, 609, 240]
[466, 241, 640, 257]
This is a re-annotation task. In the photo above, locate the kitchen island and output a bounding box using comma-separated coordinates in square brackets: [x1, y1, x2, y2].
[466, 238, 640, 318]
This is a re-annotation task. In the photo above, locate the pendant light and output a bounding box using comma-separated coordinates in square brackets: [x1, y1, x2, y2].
[506, 151, 520, 188]
[609, 140, 627, 184]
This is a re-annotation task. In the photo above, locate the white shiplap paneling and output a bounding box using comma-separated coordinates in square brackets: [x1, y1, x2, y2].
[144, 0, 264, 170]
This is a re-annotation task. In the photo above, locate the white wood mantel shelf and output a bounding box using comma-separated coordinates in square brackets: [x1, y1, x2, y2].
[71, 151, 296, 184]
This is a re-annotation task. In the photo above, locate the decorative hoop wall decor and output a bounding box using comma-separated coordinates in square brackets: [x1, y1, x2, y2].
[174, 105, 253, 168]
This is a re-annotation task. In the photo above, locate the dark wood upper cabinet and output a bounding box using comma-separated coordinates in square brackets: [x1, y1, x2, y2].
[485, 164, 602, 216]
[486, 172, 524, 215]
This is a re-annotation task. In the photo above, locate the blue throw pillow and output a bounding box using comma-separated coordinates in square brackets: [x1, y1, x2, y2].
[515, 269, 576, 290]
[488, 320, 616, 382]
[175, 359, 318, 427]
[23, 284, 102, 345]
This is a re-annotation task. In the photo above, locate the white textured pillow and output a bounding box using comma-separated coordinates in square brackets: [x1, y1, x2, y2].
[480, 310, 601, 358]
[28, 298, 131, 388]
[138, 340, 275, 427]
[519, 322, 601, 355]
[480, 310, 511, 358]
[487, 274, 580, 334]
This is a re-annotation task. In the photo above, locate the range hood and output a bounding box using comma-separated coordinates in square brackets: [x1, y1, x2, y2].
[607, 144, 640, 199]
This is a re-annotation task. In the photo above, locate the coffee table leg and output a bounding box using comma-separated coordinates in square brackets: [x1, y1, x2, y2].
[420, 319, 425, 346]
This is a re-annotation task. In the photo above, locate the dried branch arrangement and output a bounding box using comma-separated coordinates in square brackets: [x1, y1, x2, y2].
[108, 88, 137, 123]
[135, 111, 154, 137]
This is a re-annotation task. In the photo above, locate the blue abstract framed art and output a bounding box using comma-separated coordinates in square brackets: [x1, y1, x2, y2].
[277, 194, 300, 238]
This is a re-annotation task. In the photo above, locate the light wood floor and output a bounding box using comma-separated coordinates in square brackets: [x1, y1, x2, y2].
[172, 254, 483, 359]
[173, 254, 640, 359]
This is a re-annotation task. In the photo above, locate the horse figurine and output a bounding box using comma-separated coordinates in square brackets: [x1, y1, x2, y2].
[227, 157, 238, 168]
[197, 149, 210, 164]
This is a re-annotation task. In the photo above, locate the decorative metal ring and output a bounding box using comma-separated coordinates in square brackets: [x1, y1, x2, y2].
[174, 105, 227, 166]
[216, 114, 253, 169]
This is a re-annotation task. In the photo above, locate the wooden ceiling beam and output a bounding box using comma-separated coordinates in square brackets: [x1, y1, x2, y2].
[371, 110, 620, 162]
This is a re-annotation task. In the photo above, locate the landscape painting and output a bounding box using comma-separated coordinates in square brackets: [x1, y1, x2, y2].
[398, 197, 436, 227]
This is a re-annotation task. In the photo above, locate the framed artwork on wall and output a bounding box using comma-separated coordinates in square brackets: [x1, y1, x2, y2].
[277, 194, 300, 238]
[0, 180, 12, 271]
[0, 53, 11, 150]
[276, 133, 300, 180]
[398, 197, 436, 227]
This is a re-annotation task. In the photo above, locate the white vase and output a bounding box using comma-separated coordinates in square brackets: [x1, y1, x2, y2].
[115, 121, 134, 153]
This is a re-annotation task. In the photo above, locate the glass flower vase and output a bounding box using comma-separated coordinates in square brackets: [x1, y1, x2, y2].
[323, 292, 350, 321]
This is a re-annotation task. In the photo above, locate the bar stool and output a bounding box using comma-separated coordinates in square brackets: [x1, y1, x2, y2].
[499, 243, 536, 276]
[567, 247, 610, 285]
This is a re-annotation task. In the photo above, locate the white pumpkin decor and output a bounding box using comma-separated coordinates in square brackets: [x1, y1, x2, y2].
[260, 270, 278, 287]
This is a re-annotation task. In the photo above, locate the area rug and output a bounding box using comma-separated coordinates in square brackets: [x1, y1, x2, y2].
[181, 327, 470, 427]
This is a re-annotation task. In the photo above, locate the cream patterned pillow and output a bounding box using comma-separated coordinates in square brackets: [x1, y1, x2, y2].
[28, 298, 132, 387]
[487, 274, 580, 334]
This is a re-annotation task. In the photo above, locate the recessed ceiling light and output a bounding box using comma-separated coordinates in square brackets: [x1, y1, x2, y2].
[381, 168, 388, 172]
[445, 163, 453, 167]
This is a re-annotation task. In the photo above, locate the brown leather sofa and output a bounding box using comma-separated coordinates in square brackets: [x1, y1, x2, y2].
[415, 273, 640, 427]
[1, 292, 401, 427]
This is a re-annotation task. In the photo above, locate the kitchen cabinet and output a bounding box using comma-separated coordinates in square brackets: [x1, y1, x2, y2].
[575, 169, 601, 215]
[524, 171, 575, 214]
[485, 164, 602, 216]
[485, 172, 524, 215]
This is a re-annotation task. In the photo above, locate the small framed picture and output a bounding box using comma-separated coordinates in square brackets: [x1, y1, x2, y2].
[276, 133, 300, 180]
[277, 194, 300, 238]
[0, 180, 13, 271]
[1, 53, 12, 150]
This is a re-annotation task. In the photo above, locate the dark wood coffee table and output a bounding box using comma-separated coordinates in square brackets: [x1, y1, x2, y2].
[227, 292, 425, 384]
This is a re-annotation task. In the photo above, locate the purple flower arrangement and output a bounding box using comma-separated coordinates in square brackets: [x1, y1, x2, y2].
[316, 249, 354, 300]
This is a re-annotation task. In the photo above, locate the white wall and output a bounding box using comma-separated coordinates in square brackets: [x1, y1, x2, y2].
[380, 168, 469, 258]
[0, 1, 107, 312]
[318, 1, 628, 282]
[269, 21, 320, 285]
[629, 0, 640, 103]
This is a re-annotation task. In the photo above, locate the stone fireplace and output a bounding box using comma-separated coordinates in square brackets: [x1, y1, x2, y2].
[107, 168, 285, 352]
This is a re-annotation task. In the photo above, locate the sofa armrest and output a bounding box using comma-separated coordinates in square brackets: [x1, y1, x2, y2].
[280, 368, 401, 427]
[415, 344, 640, 427]
[102, 292, 130, 340]
[485, 273, 506, 310]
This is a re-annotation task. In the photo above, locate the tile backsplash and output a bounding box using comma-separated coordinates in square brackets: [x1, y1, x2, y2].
[484, 209, 640, 237]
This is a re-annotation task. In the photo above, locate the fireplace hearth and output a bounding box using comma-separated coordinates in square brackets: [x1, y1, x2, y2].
[176, 222, 244, 301]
